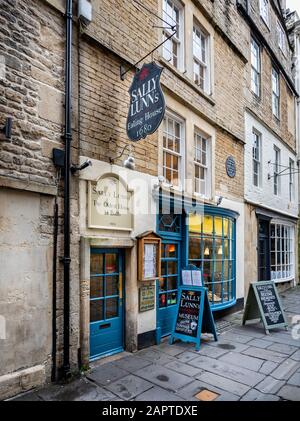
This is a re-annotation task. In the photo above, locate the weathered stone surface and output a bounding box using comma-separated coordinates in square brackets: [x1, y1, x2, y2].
[112, 356, 151, 373]
[271, 360, 300, 380]
[134, 387, 184, 401]
[240, 389, 280, 401]
[105, 374, 153, 401]
[86, 363, 128, 386]
[134, 364, 193, 392]
[291, 350, 300, 362]
[267, 343, 299, 356]
[278, 385, 300, 401]
[196, 371, 250, 397]
[259, 361, 279, 375]
[176, 351, 199, 364]
[255, 377, 285, 394]
[242, 347, 286, 364]
[219, 351, 264, 371]
[176, 380, 239, 401]
[37, 378, 116, 401]
[247, 339, 271, 349]
[287, 372, 300, 387]
[165, 360, 203, 377]
[188, 355, 265, 386]
[136, 349, 176, 366]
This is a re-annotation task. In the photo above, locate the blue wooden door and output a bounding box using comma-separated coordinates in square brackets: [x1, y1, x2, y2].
[90, 249, 124, 360]
[157, 241, 180, 341]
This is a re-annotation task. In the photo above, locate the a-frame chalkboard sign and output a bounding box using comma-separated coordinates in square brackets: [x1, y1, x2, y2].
[169, 286, 218, 351]
[243, 281, 288, 334]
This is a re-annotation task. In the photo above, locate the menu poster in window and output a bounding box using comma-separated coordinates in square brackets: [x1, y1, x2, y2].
[192, 270, 202, 287]
[243, 281, 288, 334]
[182, 270, 192, 286]
[144, 244, 156, 279]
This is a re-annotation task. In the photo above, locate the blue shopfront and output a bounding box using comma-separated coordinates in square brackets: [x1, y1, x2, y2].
[156, 195, 238, 342]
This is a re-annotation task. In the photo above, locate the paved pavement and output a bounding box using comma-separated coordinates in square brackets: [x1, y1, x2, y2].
[11, 287, 300, 401]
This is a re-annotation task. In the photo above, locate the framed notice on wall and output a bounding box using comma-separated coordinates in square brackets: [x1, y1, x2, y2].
[137, 231, 161, 282]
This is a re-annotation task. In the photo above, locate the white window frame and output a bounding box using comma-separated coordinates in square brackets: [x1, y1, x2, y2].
[162, 111, 185, 190]
[272, 67, 280, 119]
[277, 20, 286, 54]
[270, 222, 294, 283]
[251, 37, 261, 97]
[252, 129, 262, 187]
[289, 158, 295, 202]
[162, 0, 184, 71]
[274, 146, 281, 196]
[260, 0, 270, 27]
[194, 130, 211, 198]
[193, 20, 210, 94]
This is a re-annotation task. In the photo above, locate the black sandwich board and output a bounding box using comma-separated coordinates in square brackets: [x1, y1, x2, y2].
[169, 286, 218, 351]
[242, 280, 288, 334]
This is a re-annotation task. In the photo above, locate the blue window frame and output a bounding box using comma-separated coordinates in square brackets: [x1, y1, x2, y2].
[187, 212, 236, 310]
[159, 242, 180, 308]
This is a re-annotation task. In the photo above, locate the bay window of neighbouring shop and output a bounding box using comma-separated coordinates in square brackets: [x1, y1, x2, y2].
[270, 223, 294, 283]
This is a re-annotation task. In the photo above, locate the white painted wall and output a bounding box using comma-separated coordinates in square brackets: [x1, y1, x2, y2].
[245, 111, 298, 217]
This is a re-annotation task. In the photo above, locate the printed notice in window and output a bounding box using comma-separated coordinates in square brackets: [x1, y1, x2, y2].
[144, 244, 157, 279]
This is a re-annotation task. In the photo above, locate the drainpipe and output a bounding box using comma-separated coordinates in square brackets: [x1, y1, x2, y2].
[62, 0, 73, 378]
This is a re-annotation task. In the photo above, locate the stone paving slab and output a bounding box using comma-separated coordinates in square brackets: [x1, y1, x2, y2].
[10, 391, 42, 401]
[220, 332, 255, 344]
[188, 355, 265, 387]
[86, 363, 128, 386]
[271, 359, 299, 380]
[219, 351, 264, 371]
[259, 361, 279, 375]
[193, 344, 229, 358]
[291, 350, 300, 361]
[134, 364, 194, 392]
[176, 351, 199, 364]
[195, 371, 251, 397]
[206, 340, 250, 353]
[278, 385, 300, 401]
[242, 347, 286, 364]
[156, 342, 185, 356]
[240, 389, 280, 401]
[165, 360, 203, 377]
[105, 374, 153, 401]
[37, 378, 116, 401]
[267, 343, 299, 355]
[133, 387, 184, 401]
[136, 348, 177, 365]
[231, 326, 266, 339]
[176, 380, 239, 401]
[247, 338, 272, 349]
[255, 377, 285, 394]
[112, 355, 152, 373]
[287, 372, 300, 387]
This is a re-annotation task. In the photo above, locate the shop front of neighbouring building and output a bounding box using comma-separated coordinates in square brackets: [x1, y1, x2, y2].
[78, 155, 245, 364]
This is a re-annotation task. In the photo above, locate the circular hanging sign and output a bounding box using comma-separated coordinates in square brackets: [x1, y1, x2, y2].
[126, 62, 166, 142]
[226, 156, 236, 178]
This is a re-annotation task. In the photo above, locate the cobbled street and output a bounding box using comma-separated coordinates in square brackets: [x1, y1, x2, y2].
[11, 287, 300, 402]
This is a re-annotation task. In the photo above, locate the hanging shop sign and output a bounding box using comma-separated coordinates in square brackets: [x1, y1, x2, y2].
[139, 285, 155, 312]
[169, 286, 218, 351]
[88, 175, 133, 231]
[242, 281, 288, 334]
[127, 62, 166, 142]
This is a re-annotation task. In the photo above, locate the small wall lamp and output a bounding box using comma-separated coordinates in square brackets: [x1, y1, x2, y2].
[109, 144, 135, 170]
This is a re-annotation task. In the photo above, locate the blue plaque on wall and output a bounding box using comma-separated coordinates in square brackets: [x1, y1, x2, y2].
[127, 62, 166, 142]
[226, 156, 236, 178]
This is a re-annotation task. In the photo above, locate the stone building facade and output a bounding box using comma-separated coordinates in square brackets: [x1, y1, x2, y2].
[0, 0, 298, 400]
[237, 0, 299, 294]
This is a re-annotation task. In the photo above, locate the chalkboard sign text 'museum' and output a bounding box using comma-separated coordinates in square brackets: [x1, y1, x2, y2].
[127, 62, 166, 142]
